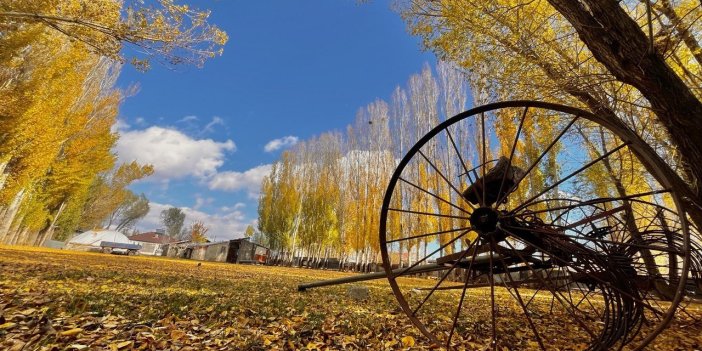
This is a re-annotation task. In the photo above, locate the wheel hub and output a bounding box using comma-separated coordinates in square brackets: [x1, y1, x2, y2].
[470, 207, 499, 234]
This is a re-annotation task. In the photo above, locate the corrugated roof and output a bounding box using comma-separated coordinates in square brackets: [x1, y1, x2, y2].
[128, 232, 175, 244]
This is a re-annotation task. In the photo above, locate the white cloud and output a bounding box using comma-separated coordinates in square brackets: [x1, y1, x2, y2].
[202, 116, 225, 135]
[219, 203, 246, 213]
[207, 164, 272, 198]
[178, 115, 198, 123]
[264, 136, 299, 152]
[136, 202, 251, 240]
[112, 119, 130, 133]
[115, 126, 236, 180]
[193, 195, 214, 210]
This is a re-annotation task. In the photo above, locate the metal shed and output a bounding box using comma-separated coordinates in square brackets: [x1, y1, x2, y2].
[171, 238, 269, 264]
[230, 238, 269, 264]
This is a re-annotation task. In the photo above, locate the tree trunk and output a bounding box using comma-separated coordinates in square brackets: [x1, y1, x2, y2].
[548, 0, 702, 203]
[650, 0, 702, 67]
[0, 189, 25, 244]
[0, 162, 8, 191]
[16, 227, 30, 246]
[7, 216, 26, 245]
[35, 200, 67, 246]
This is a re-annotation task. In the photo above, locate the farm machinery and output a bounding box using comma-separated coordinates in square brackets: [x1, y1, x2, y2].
[299, 101, 701, 350]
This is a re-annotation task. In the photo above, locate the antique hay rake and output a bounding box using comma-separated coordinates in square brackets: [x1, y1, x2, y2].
[298, 101, 700, 350]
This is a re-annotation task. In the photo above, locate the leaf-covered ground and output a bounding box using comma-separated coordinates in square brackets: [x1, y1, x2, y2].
[0, 246, 700, 350]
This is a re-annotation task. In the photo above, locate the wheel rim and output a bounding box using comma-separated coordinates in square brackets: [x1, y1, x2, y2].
[379, 101, 691, 350]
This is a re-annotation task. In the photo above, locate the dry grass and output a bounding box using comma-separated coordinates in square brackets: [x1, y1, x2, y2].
[0, 246, 700, 350]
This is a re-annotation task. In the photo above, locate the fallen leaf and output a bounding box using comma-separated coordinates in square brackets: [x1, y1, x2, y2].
[401, 335, 415, 347]
[0, 322, 17, 330]
[60, 328, 84, 336]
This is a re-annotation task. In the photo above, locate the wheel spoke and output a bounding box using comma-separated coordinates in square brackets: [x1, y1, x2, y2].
[399, 176, 471, 215]
[393, 229, 471, 278]
[446, 238, 481, 347]
[509, 115, 580, 199]
[488, 239, 497, 349]
[412, 238, 479, 316]
[495, 106, 529, 206]
[418, 149, 474, 209]
[387, 207, 471, 220]
[493, 238, 547, 350]
[387, 226, 473, 244]
[511, 142, 631, 214]
[445, 127, 479, 210]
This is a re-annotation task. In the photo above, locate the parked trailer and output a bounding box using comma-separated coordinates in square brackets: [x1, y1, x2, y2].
[100, 241, 142, 255]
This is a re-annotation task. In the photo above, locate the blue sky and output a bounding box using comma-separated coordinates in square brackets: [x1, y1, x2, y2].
[114, 0, 435, 239]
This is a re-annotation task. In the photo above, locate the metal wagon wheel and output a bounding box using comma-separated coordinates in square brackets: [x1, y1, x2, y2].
[379, 101, 691, 350]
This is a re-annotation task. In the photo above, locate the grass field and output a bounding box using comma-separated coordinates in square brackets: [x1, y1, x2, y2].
[1, 246, 701, 350]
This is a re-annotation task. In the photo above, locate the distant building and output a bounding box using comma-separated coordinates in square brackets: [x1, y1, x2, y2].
[160, 240, 194, 258]
[162, 238, 269, 264]
[128, 232, 176, 256]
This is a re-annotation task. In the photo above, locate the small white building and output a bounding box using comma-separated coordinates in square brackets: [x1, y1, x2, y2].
[66, 230, 133, 252]
[128, 231, 175, 255]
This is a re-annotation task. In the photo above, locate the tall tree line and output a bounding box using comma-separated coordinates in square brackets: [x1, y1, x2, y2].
[257, 63, 471, 269]
[0, 0, 225, 245]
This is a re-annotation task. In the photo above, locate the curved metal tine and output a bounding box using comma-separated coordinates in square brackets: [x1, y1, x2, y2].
[542, 264, 599, 323]
[399, 176, 471, 215]
[502, 228, 664, 317]
[575, 289, 603, 320]
[387, 207, 471, 220]
[387, 226, 473, 244]
[445, 127, 481, 210]
[553, 267, 613, 337]
[556, 199, 585, 231]
[417, 149, 475, 210]
[503, 224, 686, 256]
[495, 107, 529, 207]
[500, 238, 604, 346]
[446, 237, 483, 348]
[506, 189, 670, 219]
[560, 267, 577, 308]
[559, 203, 613, 235]
[511, 142, 631, 215]
[393, 229, 471, 279]
[481, 112, 487, 207]
[492, 238, 547, 350]
[673, 298, 699, 321]
[508, 115, 581, 204]
[412, 238, 479, 317]
[645, 295, 666, 323]
[639, 207, 667, 234]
